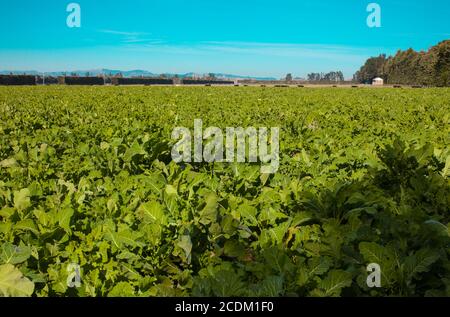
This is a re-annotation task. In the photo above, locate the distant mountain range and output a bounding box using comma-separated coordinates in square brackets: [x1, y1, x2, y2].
[0, 69, 277, 81]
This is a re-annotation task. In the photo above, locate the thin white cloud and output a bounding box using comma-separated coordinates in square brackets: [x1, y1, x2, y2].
[116, 40, 388, 78]
[98, 29, 160, 44]
[121, 40, 384, 61]
[98, 29, 148, 37]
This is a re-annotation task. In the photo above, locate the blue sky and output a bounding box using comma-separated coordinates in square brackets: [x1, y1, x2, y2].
[0, 0, 449, 78]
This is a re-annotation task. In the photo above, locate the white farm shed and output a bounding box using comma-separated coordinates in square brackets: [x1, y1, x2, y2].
[372, 77, 384, 86]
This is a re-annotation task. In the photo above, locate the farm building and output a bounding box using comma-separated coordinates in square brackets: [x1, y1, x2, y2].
[0, 75, 36, 85]
[111, 77, 174, 85]
[182, 79, 234, 85]
[58, 76, 105, 85]
[372, 77, 384, 86]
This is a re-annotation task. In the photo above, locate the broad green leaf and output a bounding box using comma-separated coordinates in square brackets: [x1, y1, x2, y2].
[0, 264, 35, 297]
[58, 207, 74, 232]
[137, 201, 166, 225]
[424, 220, 449, 237]
[104, 228, 142, 249]
[177, 235, 192, 264]
[223, 240, 245, 258]
[199, 193, 218, 225]
[404, 249, 440, 277]
[165, 184, 177, 196]
[0, 243, 31, 265]
[14, 219, 39, 235]
[13, 188, 31, 211]
[208, 269, 245, 297]
[308, 256, 332, 276]
[442, 155, 450, 177]
[359, 242, 395, 265]
[108, 282, 135, 297]
[313, 270, 352, 297]
[253, 276, 284, 297]
[238, 203, 258, 226]
[359, 242, 396, 286]
[123, 141, 146, 162]
[0, 158, 17, 168]
[260, 220, 291, 246]
[116, 229, 142, 247]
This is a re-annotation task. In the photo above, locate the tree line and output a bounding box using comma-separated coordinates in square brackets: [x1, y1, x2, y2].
[307, 71, 344, 82]
[353, 40, 450, 86]
[284, 71, 345, 82]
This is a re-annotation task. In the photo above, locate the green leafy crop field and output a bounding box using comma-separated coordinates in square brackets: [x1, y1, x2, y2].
[0, 86, 449, 297]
